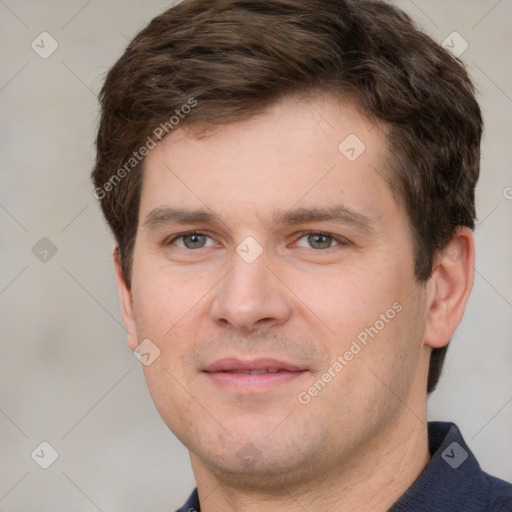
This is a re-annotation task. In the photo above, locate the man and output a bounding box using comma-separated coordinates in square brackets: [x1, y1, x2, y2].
[91, 0, 512, 510]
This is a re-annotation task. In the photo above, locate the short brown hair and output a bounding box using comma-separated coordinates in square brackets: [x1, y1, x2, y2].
[91, 0, 482, 393]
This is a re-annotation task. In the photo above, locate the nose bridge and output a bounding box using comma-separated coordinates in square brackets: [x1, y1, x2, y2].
[210, 248, 292, 330]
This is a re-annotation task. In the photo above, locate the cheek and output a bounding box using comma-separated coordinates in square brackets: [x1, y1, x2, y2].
[291, 262, 422, 394]
[286, 261, 402, 342]
[131, 260, 211, 406]
[131, 257, 207, 341]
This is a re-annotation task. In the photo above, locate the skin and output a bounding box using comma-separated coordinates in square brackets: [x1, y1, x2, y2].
[115, 94, 475, 511]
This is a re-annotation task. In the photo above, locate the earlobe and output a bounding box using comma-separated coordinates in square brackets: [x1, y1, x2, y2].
[113, 248, 139, 351]
[424, 227, 475, 349]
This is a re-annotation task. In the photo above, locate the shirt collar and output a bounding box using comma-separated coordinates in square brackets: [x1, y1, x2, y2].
[390, 421, 504, 511]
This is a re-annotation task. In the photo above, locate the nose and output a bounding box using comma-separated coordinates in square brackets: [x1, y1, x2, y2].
[209, 250, 293, 333]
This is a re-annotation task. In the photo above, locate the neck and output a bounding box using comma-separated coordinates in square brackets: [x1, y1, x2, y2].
[191, 412, 430, 512]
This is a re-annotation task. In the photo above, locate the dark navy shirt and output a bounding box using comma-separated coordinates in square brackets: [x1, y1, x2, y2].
[175, 422, 512, 511]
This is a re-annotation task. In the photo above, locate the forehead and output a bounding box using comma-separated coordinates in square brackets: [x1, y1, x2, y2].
[138, 93, 396, 228]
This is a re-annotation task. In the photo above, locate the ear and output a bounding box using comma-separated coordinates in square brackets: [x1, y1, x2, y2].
[424, 227, 475, 349]
[114, 248, 139, 351]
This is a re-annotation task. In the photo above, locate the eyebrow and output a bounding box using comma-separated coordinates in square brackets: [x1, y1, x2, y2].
[143, 207, 222, 230]
[272, 205, 375, 233]
[142, 204, 375, 233]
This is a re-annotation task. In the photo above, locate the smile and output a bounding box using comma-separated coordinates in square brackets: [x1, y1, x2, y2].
[202, 358, 309, 393]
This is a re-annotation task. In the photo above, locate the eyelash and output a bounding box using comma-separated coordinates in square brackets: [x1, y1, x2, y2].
[166, 230, 349, 250]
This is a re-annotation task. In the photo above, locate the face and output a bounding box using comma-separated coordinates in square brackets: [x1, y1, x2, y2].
[119, 94, 432, 487]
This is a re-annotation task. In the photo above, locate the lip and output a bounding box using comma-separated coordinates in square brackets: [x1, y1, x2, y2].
[202, 357, 309, 394]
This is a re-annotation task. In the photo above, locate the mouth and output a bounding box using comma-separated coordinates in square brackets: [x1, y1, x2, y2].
[202, 358, 309, 393]
[216, 367, 294, 374]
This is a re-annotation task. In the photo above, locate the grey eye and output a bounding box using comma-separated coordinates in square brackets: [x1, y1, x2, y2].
[296, 233, 339, 249]
[176, 233, 211, 249]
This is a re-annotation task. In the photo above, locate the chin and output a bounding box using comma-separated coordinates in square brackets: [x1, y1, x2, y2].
[189, 422, 327, 485]
[200, 446, 318, 489]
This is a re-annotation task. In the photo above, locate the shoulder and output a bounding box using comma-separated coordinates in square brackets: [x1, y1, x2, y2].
[484, 472, 512, 511]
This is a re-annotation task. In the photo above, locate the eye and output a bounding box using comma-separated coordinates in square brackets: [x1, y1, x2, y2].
[171, 232, 216, 249]
[295, 232, 341, 250]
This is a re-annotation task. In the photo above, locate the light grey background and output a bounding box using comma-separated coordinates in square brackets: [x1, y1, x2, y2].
[0, 0, 510, 510]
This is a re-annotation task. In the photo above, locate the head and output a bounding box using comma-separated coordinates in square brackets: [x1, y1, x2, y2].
[92, 0, 481, 488]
